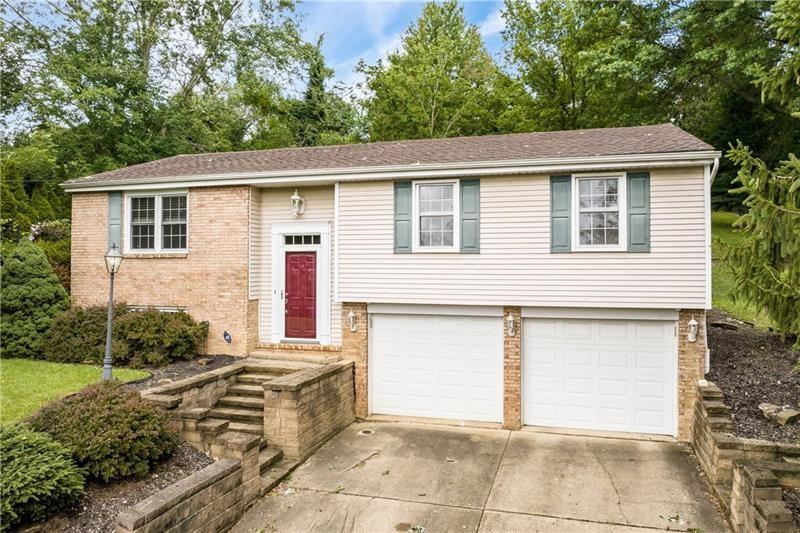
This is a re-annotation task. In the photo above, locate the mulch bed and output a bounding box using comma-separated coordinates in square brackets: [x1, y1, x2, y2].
[125, 354, 239, 391]
[29, 444, 214, 533]
[706, 309, 800, 443]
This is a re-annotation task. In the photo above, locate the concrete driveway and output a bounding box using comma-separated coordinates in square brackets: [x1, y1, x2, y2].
[233, 422, 728, 532]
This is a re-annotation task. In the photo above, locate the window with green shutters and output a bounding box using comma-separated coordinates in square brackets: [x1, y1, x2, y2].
[393, 179, 480, 253]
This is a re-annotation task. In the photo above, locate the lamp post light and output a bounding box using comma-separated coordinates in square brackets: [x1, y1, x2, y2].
[103, 245, 123, 381]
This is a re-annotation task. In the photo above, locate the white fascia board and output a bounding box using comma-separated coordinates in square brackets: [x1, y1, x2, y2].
[62, 150, 721, 192]
[521, 307, 680, 321]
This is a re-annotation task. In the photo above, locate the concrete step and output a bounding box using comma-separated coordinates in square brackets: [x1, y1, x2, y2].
[259, 447, 284, 474]
[227, 383, 264, 397]
[217, 395, 264, 409]
[197, 418, 229, 435]
[249, 350, 341, 364]
[260, 458, 300, 494]
[227, 421, 263, 435]
[209, 407, 263, 422]
[237, 373, 275, 384]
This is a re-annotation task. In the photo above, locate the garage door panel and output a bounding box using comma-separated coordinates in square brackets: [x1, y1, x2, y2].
[371, 314, 503, 423]
[523, 318, 677, 436]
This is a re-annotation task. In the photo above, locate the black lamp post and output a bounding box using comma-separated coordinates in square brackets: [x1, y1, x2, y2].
[103, 245, 123, 381]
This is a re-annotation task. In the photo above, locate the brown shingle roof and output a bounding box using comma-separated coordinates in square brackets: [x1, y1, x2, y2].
[64, 123, 714, 186]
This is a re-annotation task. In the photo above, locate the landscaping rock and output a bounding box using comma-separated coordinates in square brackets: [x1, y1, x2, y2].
[196, 358, 212, 366]
[758, 403, 800, 426]
[710, 321, 739, 330]
[156, 378, 173, 386]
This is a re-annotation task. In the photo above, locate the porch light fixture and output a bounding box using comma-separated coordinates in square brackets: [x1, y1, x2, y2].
[290, 189, 305, 218]
[103, 245, 123, 380]
[688, 316, 698, 343]
[506, 312, 516, 337]
[347, 310, 357, 332]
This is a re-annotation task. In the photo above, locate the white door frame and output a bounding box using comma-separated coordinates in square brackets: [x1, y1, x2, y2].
[270, 222, 330, 345]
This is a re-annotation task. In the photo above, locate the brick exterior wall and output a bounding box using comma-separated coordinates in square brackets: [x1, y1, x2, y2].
[71, 187, 252, 355]
[503, 306, 521, 430]
[677, 309, 707, 441]
[341, 302, 368, 418]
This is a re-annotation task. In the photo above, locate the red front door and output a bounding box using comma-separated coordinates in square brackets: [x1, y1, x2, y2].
[285, 252, 316, 339]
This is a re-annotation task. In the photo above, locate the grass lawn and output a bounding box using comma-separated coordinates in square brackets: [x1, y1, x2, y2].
[711, 211, 772, 328]
[0, 359, 149, 424]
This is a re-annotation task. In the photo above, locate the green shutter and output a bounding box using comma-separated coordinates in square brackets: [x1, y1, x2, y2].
[460, 179, 480, 253]
[550, 175, 571, 253]
[108, 192, 121, 250]
[394, 181, 412, 253]
[627, 172, 650, 252]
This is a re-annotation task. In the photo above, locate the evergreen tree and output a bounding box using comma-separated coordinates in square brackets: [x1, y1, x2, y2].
[0, 239, 69, 358]
[724, 143, 800, 349]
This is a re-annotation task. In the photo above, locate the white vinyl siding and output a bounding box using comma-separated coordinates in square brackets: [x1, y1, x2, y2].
[338, 167, 707, 308]
[256, 186, 341, 344]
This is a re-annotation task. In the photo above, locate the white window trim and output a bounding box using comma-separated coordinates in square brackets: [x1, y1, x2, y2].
[411, 179, 460, 253]
[269, 222, 331, 345]
[571, 173, 627, 252]
[123, 190, 189, 254]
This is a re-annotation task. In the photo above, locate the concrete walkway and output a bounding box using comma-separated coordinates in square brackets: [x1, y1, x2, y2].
[232, 422, 729, 532]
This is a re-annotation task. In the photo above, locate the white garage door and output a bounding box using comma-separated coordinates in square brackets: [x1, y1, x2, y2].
[370, 314, 503, 423]
[522, 318, 677, 435]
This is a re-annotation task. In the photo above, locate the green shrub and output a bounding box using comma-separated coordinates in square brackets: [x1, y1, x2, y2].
[0, 239, 69, 358]
[0, 424, 85, 531]
[28, 381, 179, 482]
[43, 305, 208, 367]
[117, 309, 209, 367]
[36, 238, 71, 291]
[42, 304, 130, 365]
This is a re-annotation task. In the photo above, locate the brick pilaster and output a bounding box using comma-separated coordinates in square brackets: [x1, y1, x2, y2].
[503, 306, 522, 430]
[678, 309, 707, 441]
[342, 302, 369, 418]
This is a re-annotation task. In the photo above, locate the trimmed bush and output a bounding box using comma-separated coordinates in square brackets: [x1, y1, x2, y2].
[28, 381, 179, 482]
[0, 424, 85, 531]
[42, 304, 130, 365]
[117, 309, 209, 367]
[43, 305, 208, 367]
[0, 239, 69, 358]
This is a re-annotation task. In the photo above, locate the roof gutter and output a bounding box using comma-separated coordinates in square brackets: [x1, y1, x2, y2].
[62, 150, 721, 192]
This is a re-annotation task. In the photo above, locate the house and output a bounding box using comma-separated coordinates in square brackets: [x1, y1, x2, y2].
[63, 123, 719, 441]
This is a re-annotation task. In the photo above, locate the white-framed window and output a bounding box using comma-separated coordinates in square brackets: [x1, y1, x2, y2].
[572, 174, 626, 251]
[412, 180, 460, 252]
[125, 191, 188, 253]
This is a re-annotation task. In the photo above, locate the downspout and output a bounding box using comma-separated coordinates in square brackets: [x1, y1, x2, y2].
[703, 157, 719, 374]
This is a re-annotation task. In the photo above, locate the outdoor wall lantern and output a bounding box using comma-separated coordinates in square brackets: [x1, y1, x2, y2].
[506, 312, 516, 337]
[102, 245, 123, 380]
[347, 310, 357, 332]
[688, 316, 699, 343]
[290, 189, 305, 218]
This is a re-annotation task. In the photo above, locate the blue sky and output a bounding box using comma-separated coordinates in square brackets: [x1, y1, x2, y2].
[296, 1, 507, 88]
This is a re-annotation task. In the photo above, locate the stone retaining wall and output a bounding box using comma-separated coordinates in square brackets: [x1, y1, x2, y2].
[692, 380, 800, 531]
[263, 360, 355, 459]
[140, 362, 251, 411]
[118, 433, 262, 533]
[730, 461, 800, 533]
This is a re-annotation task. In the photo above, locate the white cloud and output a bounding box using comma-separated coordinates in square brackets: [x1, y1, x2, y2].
[479, 8, 505, 37]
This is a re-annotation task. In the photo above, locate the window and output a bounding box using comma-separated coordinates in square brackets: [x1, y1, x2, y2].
[413, 181, 459, 251]
[284, 234, 320, 246]
[573, 175, 626, 250]
[126, 192, 188, 252]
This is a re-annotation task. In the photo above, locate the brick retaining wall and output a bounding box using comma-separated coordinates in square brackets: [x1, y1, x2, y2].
[730, 461, 800, 533]
[263, 361, 355, 459]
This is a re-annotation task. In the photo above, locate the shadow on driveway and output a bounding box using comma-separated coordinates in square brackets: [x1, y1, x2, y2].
[232, 422, 729, 532]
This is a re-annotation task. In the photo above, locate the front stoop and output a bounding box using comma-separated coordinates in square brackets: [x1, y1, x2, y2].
[249, 348, 341, 364]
